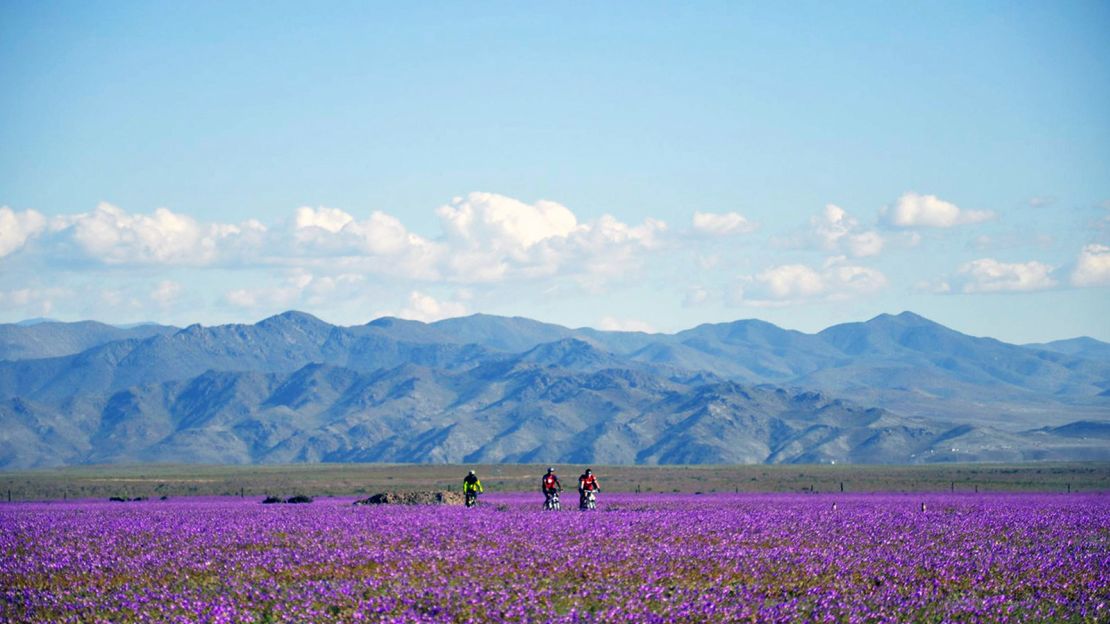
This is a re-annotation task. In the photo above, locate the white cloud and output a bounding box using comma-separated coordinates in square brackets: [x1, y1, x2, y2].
[0, 206, 47, 257]
[958, 258, 1057, 293]
[284, 194, 665, 286]
[435, 193, 665, 284]
[811, 204, 884, 257]
[289, 206, 440, 280]
[399, 291, 467, 322]
[69, 203, 204, 264]
[1071, 244, 1110, 287]
[598, 316, 657, 333]
[733, 260, 887, 306]
[293, 206, 424, 257]
[438, 192, 579, 250]
[58, 202, 265, 265]
[884, 192, 994, 228]
[294, 206, 354, 233]
[565, 215, 666, 270]
[691, 211, 756, 237]
[756, 264, 826, 300]
[346, 212, 420, 256]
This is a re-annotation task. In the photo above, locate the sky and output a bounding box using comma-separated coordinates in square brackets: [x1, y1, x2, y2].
[1, 1, 1108, 343]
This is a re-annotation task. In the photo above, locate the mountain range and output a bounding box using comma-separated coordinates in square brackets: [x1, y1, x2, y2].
[0, 311, 1107, 468]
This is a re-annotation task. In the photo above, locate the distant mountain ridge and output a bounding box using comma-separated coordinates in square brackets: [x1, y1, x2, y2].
[0, 320, 177, 361]
[1026, 337, 1110, 361]
[0, 311, 1106, 468]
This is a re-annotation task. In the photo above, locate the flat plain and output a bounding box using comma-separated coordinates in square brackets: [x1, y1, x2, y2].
[1, 462, 1107, 501]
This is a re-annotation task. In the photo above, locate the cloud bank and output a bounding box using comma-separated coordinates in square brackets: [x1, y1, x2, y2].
[2, 190, 1104, 327]
[2, 194, 665, 287]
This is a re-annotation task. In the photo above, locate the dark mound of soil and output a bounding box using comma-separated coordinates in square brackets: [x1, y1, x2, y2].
[353, 490, 464, 506]
[261, 495, 314, 504]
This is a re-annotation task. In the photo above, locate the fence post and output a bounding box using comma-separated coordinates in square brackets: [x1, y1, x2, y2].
[840, 481, 844, 493]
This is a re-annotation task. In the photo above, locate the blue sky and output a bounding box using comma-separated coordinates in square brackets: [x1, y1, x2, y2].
[1, 1, 1108, 342]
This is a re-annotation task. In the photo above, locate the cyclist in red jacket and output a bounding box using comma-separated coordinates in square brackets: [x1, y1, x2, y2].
[578, 468, 600, 510]
[541, 467, 562, 510]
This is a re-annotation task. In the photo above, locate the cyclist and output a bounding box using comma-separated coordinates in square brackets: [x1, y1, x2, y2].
[578, 468, 600, 510]
[462, 470, 483, 507]
[541, 467, 562, 510]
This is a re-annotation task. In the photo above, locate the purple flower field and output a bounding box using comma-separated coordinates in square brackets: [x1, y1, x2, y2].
[2, 493, 1108, 623]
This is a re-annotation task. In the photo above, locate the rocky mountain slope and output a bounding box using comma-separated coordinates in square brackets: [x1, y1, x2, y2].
[0, 311, 1106, 468]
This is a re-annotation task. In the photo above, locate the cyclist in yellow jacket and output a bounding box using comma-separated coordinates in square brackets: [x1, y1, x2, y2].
[462, 470, 483, 508]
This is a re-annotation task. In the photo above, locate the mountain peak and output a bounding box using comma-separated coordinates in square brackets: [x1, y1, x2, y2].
[867, 311, 936, 326]
[258, 310, 326, 326]
[254, 311, 337, 339]
[366, 316, 426, 329]
[819, 311, 964, 355]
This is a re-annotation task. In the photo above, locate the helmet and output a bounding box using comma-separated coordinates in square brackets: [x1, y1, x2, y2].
[585, 469, 592, 475]
[547, 467, 554, 473]
[468, 470, 475, 475]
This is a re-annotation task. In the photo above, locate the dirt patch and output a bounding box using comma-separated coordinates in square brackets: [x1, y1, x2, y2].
[354, 490, 464, 506]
